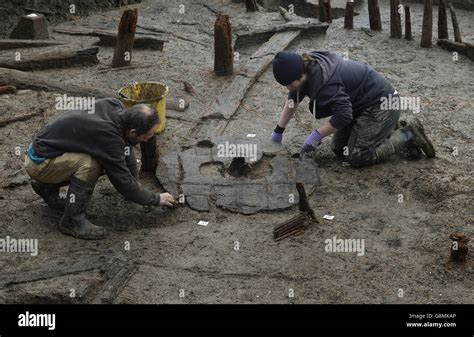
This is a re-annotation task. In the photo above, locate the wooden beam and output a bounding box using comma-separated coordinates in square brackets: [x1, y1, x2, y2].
[344, 1, 354, 30]
[0, 46, 99, 71]
[214, 14, 233, 76]
[368, 0, 382, 31]
[438, 0, 448, 40]
[448, 3, 462, 43]
[420, 0, 433, 48]
[405, 5, 413, 40]
[112, 8, 138, 68]
[390, 0, 402, 38]
[235, 20, 329, 38]
[437, 39, 474, 61]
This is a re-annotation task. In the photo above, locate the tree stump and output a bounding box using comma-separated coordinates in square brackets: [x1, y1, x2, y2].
[448, 3, 462, 43]
[390, 0, 402, 38]
[214, 14, 233, 76]
[420, 0, 433, 48]
[368, 0, 382, 31]
[438, 0, 448, 40]
[10, 14, 49, 40]
[344, 1, 354, 30]
[404, 5, 413, 40]
[111, 8, 137, 68]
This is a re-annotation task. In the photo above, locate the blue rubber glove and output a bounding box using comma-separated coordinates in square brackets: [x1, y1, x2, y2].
[271, 131, 283, 143]
[301, 130, 322, 154]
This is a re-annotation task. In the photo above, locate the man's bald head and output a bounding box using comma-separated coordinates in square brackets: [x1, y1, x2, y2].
[122, 104, 160, 135]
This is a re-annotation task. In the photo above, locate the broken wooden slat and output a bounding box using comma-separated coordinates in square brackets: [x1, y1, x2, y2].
[368, 0, 382, 31]
[214, 14, 233, 76]
[273, 213, 308, 240]
[112, 8, 138, 68]
[448, 3, 462, 43]
[437, 39, 474, 61]
[344, 1, 354, 30]
[438, 0, 448, 40]
[0, 39, 67, 50]
[0, 46, 99, 71]
[420, 0, 433, 48]
[390, 0, 402, 39]
[405, 5, 413, 40]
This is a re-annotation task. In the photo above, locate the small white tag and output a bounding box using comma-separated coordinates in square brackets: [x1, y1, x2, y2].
[246, 134, 256, 138]
[197, 220, 208, 226]
[27, 13, 39, 17]
[323, 215, 335, 220]
[342, 162, 350, 167]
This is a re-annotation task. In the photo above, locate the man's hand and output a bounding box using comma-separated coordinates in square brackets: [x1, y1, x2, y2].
[159, 192, 177, 207]
[301, 130, 322, 154]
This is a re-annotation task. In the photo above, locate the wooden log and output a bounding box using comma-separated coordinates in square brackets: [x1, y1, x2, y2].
[0, 86, 17, 95]
[214, 14, 233, 76]
[448, 3, 462, 43]
[236, 20, 329, 38]
[438, 0, 448, 40]
[0, 39, 67, 50]
[0, 111, 41, 127]
[368, 0, 382, 31]
[112, 8, 138, 68]
[437, 39, 474, 61]
[344, 1, 354, 30]
[420, 0, 433, 48]
[405, 5, 413, 40]
[246, 0, 258, 11]
[0, 46, 99, 71]
[140, 135, 157, 172]
[390, 0, 402, 38]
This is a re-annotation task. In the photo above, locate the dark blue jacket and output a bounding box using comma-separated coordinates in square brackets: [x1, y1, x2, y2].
[288, 51, 395, 129]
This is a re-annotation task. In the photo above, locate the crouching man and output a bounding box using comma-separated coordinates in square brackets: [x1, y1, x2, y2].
[24, 97, 177, 240]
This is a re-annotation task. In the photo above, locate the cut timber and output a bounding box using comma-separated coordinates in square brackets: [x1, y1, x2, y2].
[448, 3, 462, 43]
[112, 8, 138, 68]
[405, 5, 413, 40]
[214, 14, 233, 76]
[140, 135, 157, 172]
[368, 0, 382, 31]
[235, 20, 329, 39]
[10, 13, 49, 40]
[344, 1, 354, 29]
[437, 39, 474, 61]
[0, 39, 67, 50]
[53, 27, 167, 50]
[0, 68, 109, 98]
[0, 46, 99, 71]
[390, 0, 402, 38]
[438, 0, 448, 40]
[246, 0, 258, 11]
[420, 0, 433, 48]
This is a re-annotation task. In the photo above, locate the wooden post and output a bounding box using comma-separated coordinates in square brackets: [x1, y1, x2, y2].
[448, 3, 462, 43]
[140, 135, 157, 172]
[245, 0, 258, 12]
[111, 9, 137, 68]
[420, 0, 433, 48]
[390, 0, 402, 38]
[344, 1, 354, 29]
[404, 5, 412, 40]
[438, 0, 448, 40]
[319, 0, 332, 23]
[368, 0, 382, 31]
[214, 14, 233, 76]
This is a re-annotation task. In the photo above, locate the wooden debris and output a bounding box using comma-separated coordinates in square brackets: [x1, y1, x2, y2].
[0, 110, 42, 128]
[449, 233, 470, 262]
[214, 14, 233, 76]
[278, 6, 292, 22]
[390, 0, 402, 38]
[344, 1, 354, 30]
[438, 0, 448, 40]
[235, 20, 329, 38]
[448, 3, 462, 43]
[183, 81, 197, 95]
[405, 5, 413, 40]
[319, 0, 332, 23]
[246, 0, 259, 12]
[437, 39, 474, 61]
[93, 256, 136, 304]
[140, 135, 157, 172]
[296, 183, 316, 220]
[0, 86, 17, 95]
[420, 0, 433, 48]
[0, 39, 67, 50]
[0, 46, 99, 71]
[112, 8, 138, 68]
[10, 13, 49, 40]
[368, 0, 382, 31]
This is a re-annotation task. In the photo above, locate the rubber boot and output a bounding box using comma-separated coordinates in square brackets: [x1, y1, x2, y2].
[59, 176, 106, 240]
[31, 180, 68, 210]
[374, 128, 413, 162]
[405, 118, 436, 158]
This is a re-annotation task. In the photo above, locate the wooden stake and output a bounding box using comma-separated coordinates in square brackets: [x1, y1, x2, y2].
[448, 3, 462, 43]
[390, 0, 402, 38]
[214, 14, 233, 76]
[296, 183, 315, 220]
[319, 0, 332, 23]
[405, 5, 413, 40]
[344, 1, 354, 30]
[438, 0, 448, 40]
[245, 0, 258, 12]
[368, 0, 382, 31]
[420, 0, 433, 48]
[111, 8, 138, 68]
[140, 135, 157, 172]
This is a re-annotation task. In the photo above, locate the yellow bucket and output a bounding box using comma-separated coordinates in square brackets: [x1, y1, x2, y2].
[118, 82, 169, 134]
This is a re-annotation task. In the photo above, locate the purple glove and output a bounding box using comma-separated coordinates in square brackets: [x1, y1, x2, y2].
[271, 131, 283, 143]
[301, 130, 322, 154]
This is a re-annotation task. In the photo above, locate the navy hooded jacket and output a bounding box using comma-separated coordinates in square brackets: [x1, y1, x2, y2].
[288, 51, 395, 129]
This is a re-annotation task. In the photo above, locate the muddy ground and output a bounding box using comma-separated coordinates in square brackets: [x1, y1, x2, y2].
[0, 0, 473, 304]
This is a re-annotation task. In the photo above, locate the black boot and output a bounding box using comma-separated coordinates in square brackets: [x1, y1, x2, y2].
[405, 118, 436, 158]
[31, 180, 68, 210]
[374, 128, 413, 162]
[59, 176, 106, 240]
